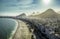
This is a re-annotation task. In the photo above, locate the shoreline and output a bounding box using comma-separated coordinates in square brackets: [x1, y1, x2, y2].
[12, 19, 21, 39]
[9, 19, 19, 39]
[12, 19, 33, 39]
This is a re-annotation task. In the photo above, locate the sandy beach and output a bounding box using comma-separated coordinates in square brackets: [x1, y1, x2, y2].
[12, 20, 32, 39]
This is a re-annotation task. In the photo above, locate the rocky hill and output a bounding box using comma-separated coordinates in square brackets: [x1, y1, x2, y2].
[30, 9, 60, 18]
[17, 13, 26, 17]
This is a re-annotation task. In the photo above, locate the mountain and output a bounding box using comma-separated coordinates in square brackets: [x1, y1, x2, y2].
[58, 11, 60, 14]
[30, 9, 60, 18]
[17, 13, 26, 17]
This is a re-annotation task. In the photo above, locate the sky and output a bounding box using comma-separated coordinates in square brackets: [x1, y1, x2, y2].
[0, 0, 60, 16]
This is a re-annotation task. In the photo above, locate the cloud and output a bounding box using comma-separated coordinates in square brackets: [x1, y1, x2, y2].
[0, 0, 41, 14]
[0, 0, 39, 12]
[17, 0, 33, 5]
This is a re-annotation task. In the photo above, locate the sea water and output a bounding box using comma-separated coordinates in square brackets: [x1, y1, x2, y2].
[0, 18, 18, 39]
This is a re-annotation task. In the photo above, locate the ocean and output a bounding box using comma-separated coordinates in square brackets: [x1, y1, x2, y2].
[0, 18, 18, 39]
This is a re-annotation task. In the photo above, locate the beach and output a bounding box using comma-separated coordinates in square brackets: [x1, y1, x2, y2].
[12, 20, 32, 39]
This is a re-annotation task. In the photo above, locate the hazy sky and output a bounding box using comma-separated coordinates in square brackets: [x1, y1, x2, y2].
[0, 0, 60, 16]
